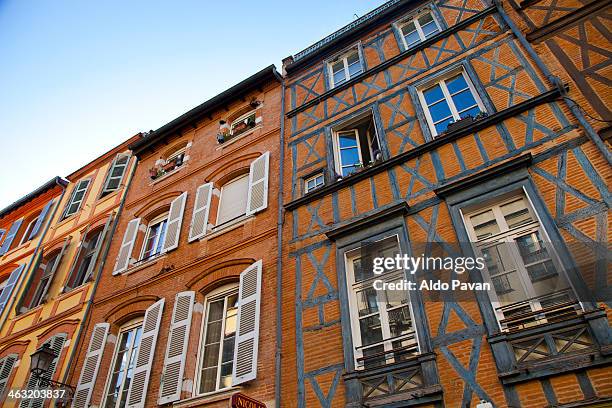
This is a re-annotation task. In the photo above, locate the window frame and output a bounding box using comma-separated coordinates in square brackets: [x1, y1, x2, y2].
[18, 217, 39, 246]
[304, 173, 325, 194]
[460, 190, 578, 329]
[417, 69, 486, 137]
[195, 283, 240, 396]
[330, 110, 381, 177]
[229, 110, 257, 136]
[396, 9, 441, 50]
[63, 179, 91, 219]
[26, 251, 61, 309]
[139, 213, 169, 261]
[326, 45, 364, 89]
[69, 229, 103, 289]
[344, 234, 421, 369]
[101, 318, 143, 408]
[101, 153, 130, 197]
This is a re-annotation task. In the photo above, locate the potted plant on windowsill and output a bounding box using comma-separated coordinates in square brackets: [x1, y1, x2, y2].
[162, 160, 176, 172]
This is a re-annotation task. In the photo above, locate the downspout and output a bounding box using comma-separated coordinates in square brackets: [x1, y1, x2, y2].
[61, 157, 138, 385]
[492, 0, 612, 165]
[0, 183, 67, 331]
[275, 76, 286, 408]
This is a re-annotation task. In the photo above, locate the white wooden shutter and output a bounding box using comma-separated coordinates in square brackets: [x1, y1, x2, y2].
[232, 260, 263, 385]
[37, 236, 70, 303]
[84, 215, 113, 282]
[158, 291, 194, 404]
[102, 154, 130, 194]
[188, 183, 213, 241]
[113, 218, 140, 275]
[126, 298, 164, 408]
[20, 334, 66, 408]
[161, 192, 187, 253]
[0, 264, 25, 314]
[73, 323, 109, 408]
[0, 218, 23, 255]
[217, 176, 249, 225]
[246, 152, 270, 215]
[28, 199, 54, 240]
[0, 354, 17, 398]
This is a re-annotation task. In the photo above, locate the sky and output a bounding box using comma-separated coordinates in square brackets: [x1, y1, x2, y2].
[0, 0, 384, 209]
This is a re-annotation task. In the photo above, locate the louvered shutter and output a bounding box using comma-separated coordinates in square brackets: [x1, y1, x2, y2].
[126, 298, 164, 408]
[28, 199, 54, 240]
[158, 291, 194, 404]
[63, 179, 91, 218]
[246, 152, 270, 215]
[113, 218, 140, 275]
[0, 354, 17, 398]
[83, 215, 113, 282]
[102, 154, 130, 194]
[0, 264, 25, 314]
[161, 192, 187, 253]
[30, 236, 70, 307]
[73, 323, 109, 408]
[20, 334, 66, 408]
[0, 218, 23, 255]
[188, 183, 213, 241]
[65, 225, 90, 289]
[232, 260, 263, 385]
[0, 230, 5, 244]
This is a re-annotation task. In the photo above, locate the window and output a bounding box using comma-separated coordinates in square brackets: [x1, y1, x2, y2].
[305, 173, 324, 193]
[101, 154, 130, 197]
[66, 230, 103, 289]
[332, 112, 381, 177]
[25, 251, 62, 309]
[345, 236, 419, 369]
[18, 217, 38, 246]
[103, 320, 143, 408]
[398, 10, 440, 49]
[150, 146, 186, 181]
[230, 111, 257, 137]
[64, 179, 91, 218]
[462, 192, 574, 330]
[328, 48, 363, 88]
[216, 174, 249, 226]
[140, 214, 168, 260]
[418, 70, 485, 136]
[198, 285, 239, 394]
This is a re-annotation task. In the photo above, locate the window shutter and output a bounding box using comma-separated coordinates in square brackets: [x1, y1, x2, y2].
[126, 298, 164, 408]
[65, 224, 90, 289]
[217, 176, 249, 225]
[20, 334, 66, 408]
[0, 264, 25, 315]
[63, 179, 91, 218]
[84, 215, 113, 282]
[232, 260, 263, 385]
[102, 154, 130, 194]
[28, 199, 54, 241]
[0, 229, 5, 244]
[246, 152, 270, 215]
[188, 183, 213, 241]
[0, 354, 17, 398]
[113, 218, 140, 275]
[73, 323, 109, 408]
[162, 192, 187, 253]
[158, 291, 194, 404]
[28, 236, 70, 307]
[0, 218, 24, 255]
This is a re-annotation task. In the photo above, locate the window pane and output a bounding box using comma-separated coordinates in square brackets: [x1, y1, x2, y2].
[428, 100, 453, 122]
[452, 89, 478, 113]
[404, 30, 421, 46]
[200, 367, 217, 393]
[340, 148, 360, 167]
[470, 209, 500, 240]
[420, 20, 439, 37]
[356, 287, 379, 316]
[338, 132, 358, 148]
[346, 51, 360, 65]
[434, 117, 454, 134]
[387, 305, 413, 337]
[348, 61, 362, 78]
[501, 199, 533, 228]
[423, 84, 444, 105]
[359, 315, 383, 346]
[333, 69, 346, 86]
[446, 74, 469, 94]
[459, 106, 481, 119]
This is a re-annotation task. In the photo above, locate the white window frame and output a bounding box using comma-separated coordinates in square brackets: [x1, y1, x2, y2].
[327, 46, 363, 88]
[101, 318, 143, 408]
[215, 174, 249, 227]
[195, 283, 240, 396]
[460, 189, 578, 328]
[396, 9, 441, 49]
[18, 217, 39, 246]
[304, 173, 325, 194]
[139, 213, 168, 261]
[230, 110, 257, 136]
[417, 69, 486, 137]
[344, 235, 420, 369]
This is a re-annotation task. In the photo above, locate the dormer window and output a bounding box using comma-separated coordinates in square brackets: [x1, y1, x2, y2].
[328, 47, 363, 88]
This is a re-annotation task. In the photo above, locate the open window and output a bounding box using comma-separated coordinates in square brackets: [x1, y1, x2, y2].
[65, 229, 105, 290]
[461, 191, 578, 331]
[150, 143, 188, 181]
[332, 111, 381, 177]
[140, 214, 168, 261]
[63, 179, 91, 219]
[101, 154, 130, 197]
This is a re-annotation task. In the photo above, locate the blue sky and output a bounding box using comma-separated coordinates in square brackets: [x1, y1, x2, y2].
[0, 0, 384, 209]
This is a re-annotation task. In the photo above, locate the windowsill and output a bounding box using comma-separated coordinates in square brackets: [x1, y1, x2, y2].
[173, 387, 241, 408]
[123, 254, 165, 275]
[97, 189, 120, 204]
[216, 124, 262, 150]
[198, 214, 254, 242]
[150, 165, 185, 185]
[56, 213, 78, 228]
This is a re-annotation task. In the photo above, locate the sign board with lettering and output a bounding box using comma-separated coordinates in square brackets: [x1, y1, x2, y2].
[230, 392, 267, 408]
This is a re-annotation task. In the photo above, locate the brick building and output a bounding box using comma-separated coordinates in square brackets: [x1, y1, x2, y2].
[279, 0, 611, 407]
[0, 135, 138, 408]
[65, 66, 282, 408]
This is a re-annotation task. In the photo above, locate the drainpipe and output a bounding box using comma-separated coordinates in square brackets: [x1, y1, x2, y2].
[275, 77, 286, 408]
[61, 157, 138, 386]
[492, 0, 611, 165]
[0, 182, 67, 332]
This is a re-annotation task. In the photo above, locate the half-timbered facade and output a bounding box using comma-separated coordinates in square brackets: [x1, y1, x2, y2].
[65, 66, 282, 408]
[279, 0, 611, 406]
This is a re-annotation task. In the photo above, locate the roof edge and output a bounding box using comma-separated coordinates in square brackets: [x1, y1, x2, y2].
[0, 176, 68, 220]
